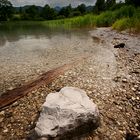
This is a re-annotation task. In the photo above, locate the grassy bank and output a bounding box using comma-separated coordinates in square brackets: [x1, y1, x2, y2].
[45, 5, 140, 32]
[1, 5, 140, 32]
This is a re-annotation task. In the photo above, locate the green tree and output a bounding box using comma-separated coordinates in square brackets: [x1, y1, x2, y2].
[41, 4, 57, 20]
[105, 0, 116, 10]
[19, 7, 22, 14]
[59, 4, 72, 18]
[125, 0, 133, 5]
[0, 0, 13, 21]
[125, 0, 140, 6]
[95, 0, 105, 13]
[77, 4, 86, 14]
[24, 5, 39, 20]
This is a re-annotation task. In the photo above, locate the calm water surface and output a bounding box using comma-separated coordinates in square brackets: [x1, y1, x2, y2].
[0, 25, 98, 94]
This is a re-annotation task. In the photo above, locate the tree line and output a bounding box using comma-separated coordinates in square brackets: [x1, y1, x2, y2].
[18, 4, 88, 21]
[0, 0, 140, 21]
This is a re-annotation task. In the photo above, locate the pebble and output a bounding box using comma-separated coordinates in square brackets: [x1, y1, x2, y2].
[132, 87, 137, 92]
[134, 85, 139, 89]
[3, 129, 8, 133]
[0, 118, 3, 123]
[113, 76, 121, 82]
[122, 78, 127, 83]
[12, 102, 19, 107]
[0, 111, 5, 116]
[8, 87, 14, 90]
[132, 97, 136, 100]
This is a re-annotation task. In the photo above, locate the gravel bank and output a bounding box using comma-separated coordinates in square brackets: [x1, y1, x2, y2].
[0, 28, 140, 140]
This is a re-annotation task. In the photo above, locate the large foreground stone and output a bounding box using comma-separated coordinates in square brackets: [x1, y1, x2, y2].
[35, 87, 100, 139]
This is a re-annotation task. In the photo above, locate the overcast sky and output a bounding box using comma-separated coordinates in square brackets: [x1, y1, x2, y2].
[9, 0, 124, 7]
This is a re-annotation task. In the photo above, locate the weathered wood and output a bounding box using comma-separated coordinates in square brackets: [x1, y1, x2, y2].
[0, 62, 75, 109]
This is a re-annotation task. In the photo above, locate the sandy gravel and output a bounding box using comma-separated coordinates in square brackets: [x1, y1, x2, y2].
[0, 28, 140, 140]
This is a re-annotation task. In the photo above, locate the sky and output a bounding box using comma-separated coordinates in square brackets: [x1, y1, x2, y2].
[9, 0, 124, 7]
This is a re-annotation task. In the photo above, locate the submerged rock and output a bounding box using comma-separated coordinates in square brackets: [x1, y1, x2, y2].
[114, 43, 125, 48]
[34, 87, 100, 139]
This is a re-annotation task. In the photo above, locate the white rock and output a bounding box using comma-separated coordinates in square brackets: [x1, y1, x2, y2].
[35, 87, 99, 139]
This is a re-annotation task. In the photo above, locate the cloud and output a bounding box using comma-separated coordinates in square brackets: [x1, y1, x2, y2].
[9, 0, 96, 7]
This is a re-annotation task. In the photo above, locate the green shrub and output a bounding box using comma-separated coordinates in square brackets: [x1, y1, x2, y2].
[112, 18, 132, 31]
[95, 11, 115, 27]
[114, 5, 136, 19]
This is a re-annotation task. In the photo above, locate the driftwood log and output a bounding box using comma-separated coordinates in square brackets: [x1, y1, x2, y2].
[0, 59, 83, 110]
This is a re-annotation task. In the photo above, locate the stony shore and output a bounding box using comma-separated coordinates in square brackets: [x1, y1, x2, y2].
[0, 28, 140, 140]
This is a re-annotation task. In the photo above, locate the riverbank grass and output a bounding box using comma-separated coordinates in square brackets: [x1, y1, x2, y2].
[44, 5, 140, 32]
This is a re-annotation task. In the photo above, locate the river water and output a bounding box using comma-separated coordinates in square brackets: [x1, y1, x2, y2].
[0, 26, 117, 95]
[0, 27, 95, 94]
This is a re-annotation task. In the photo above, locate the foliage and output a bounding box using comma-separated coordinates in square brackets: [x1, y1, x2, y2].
[112, 18, 132, 30]
[0, 0, 13, 21]
[22, 5, 40, 20]
[94, 0, 105, 13]
[125, 0, 140, 6]
[110, 2, 125, 10]
[59, 4, 72, 18]
[76, 4, 86, 14]
[105, 0, 116, 10]
[41, 4, 57, 20]
[40, 6, 140, 32]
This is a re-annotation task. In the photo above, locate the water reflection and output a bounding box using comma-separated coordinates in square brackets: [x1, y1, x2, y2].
[0, 24, 90, 47]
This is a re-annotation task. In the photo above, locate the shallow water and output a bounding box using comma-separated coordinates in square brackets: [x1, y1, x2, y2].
[0, 27, 94, 93]
[0, 26, 117, 95]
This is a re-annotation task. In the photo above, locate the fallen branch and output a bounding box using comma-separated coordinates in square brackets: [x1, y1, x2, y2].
[0, 61, 77, 109]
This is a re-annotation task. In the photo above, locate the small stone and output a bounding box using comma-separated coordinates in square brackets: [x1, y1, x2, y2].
[118, 106, 123, 110]
[122, 78, 127, 83]
[7, 124, 11, 128]
[0, 111, 5, 116]
[5, 112, 12, 118]
[113, 76, 121, 82]
[119, 130, 124, 134]
[12, 101, 19, 107]
[132, 87, 136, 92]
[135, 123, 139, 127]
[3, 128, 8, 133]
[8, 86, 14, 90]
[134, 85, 138, 89]
[88, 91, 92, 94]
[117, 121, 121, 126]
[0, 118, 3, 123]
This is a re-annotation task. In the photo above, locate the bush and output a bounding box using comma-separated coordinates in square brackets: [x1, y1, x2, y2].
[114, 5, 136, 19]
[112, 18, 132, 31]
[95, 11, 115, 26]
